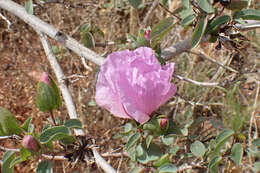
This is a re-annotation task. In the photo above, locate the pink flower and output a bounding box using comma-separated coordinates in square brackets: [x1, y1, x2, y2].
[144, 29, 151, 40]
[160, 117, 168, 129]
[22, 135, 39, 151]
[95, 47, 176, 124]
[40, 72, 52, 86]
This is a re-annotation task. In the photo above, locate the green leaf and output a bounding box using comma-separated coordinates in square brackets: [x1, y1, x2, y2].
[129, 0, 142, 8]
[146, 135, 153, 148]
[231, 114, 243, 132]
[64, 119, 82, 129]
[158, 163, 177, 173]
[252, 138, 260, 147]
[81, 32, 95, 48]
[36, 79, 62, 112]
[182, 0, 190, 9]
[9, 157, 25, 168]
[181, 14, 195, 27]
[169, 145, 179, 156]
[128, 146, 137, 161]
[143, 123, 157, 131]
[122, 123, 132, 135]
[153, 153, 170, 168]
[1, 151, 15, 173]
[162, 0, 168, 6]
[36, 160, 53, 173]
[231, 143, 243, 165]
[206, 15, 231, 35]
[136, 143, 145, 157]
[136, 142, 162, 164]
[126, 132, 141, 151]
[161, 135, 174, 146]
[253, 162, 260, 173]
[22, 117, 32, 132]
[81, 23, 91, 34]
[10, 147, 32, 168]
[198, 0, 214, 13]
[190, 140, 206, 157]
[93, 26, 105, 38]
[191, 16, 208, 49]
[209, 156, 222, 173]
[214, 129, 234, 154]
[0, 107, 22, 136]
[150, 17, 175, 45]
[25, 0, 33, 15]
[39, 126, 75, 145]
[234, 9, 260, 20]
[20, 147, 32, 160]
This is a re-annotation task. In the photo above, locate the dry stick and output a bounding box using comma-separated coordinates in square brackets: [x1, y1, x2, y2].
[0, 11, 11, 29]
[0, 0, 105, 66]
[0, 145, 67, 161]
[173, 74, 218, 86]
[248, 81, 260, 165]
[140, 0, 159, 28]
[37, 31, 116, 173]
[187, 50, 239, 73]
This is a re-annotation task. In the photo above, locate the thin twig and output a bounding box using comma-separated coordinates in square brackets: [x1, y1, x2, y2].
[140, 0, 159, 28]
[248, 81, 260, 146]
[0, 146, 67, 161]
[173, 74, 218, 86]
[0, 11, 11, 29]
[187, 50, 239, 73]
[49, 110, 57, 126]
[158, 2, 181, 21]
[0, 135, 21, 140]
[116, 154, 123, 173]
[80, 56, 93, 71]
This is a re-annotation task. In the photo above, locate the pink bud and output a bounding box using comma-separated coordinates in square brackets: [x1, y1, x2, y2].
[144, 30, 151, 40]
[160, 118, 168, 129]
[22, 135, 39, 151]
[40, 72, 52, 86]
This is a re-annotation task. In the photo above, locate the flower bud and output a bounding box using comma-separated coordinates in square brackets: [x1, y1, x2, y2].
[160, 117, 168, 129]
[22, 135, 39, 151]
[144, 29, 151, 40]
[36, 72, 62, 112]
[40, 72, 52, 86]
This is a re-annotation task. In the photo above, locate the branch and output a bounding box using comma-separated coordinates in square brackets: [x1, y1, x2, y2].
[187, 50, 239, 73]
[173, 74, 218, 86]
[140, 0, 159, 28]
[0, 0, 105, 66]
[37, 31, 116, 173]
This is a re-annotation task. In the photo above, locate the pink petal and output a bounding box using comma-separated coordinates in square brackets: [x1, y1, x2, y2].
[95, 47, 177, 124]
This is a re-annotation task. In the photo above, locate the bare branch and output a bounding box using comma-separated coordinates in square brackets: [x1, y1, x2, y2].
[0, 0, 105, 66]
[0, 11, 11, 29]
[173, 74, 218, 86]
[140, 0, 159, 28]
[187, 50, 239, 73]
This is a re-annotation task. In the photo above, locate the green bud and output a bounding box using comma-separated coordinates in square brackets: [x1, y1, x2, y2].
[36, 73, 62, 112]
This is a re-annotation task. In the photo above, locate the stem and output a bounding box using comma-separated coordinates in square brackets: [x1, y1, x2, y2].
[49, 110, 57, 126]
